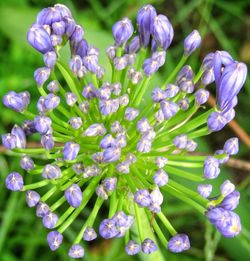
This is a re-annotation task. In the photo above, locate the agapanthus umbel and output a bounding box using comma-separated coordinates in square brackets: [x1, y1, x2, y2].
[2, 3, 247, 258]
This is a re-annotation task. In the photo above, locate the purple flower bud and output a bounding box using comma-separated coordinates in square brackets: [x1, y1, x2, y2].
[96, 185, 108, 200]
[69, 117, 82, 129]
[202, 69, 215, 85]
[82, 84, 96, 99]
[47, 80, 59, 93]
[125, 240, 141, 255]
[126, 153, 137, 164]
[186, 140, 198, 152]
[34, 67, 51, 86]
[72, 163, 84, 175]
[207, 111, 227, 132]
[99, 219, 119, 239]
[66, 92, 78, 106]
[79, 101, 89, 113]
[220, 180, 235, 197]
[83, 165, 101, 178]
[63, 142, 80, 161]
[43, 212, 58, 229]
[50, 34, 62, 46]
[42, 164, 61, 179]
[99, 99, 119, 115]
[64, 17, 76, 37]
[20, 155, 34, 170]
[179, 80, 194, 93]
[215, 149, 229, 164]
[152, 15, 174, 50]
[143, 58, 160, 76]
[44, 93, 60, 110]
[137, 138, 152, 153]
[173, 134, 188, 149]
[155, 157, 168, 168]
[103, 147, 121, 163]
[36, 202, 50, 217]
[125, 107, 139, 121]
[36, 7, 62, 26]
[2, 134, 17, 149]
[92, 152, 104, 163]
[69, 55, 82, 75]
[3, 91, 30, 112]
[96, 86, 111, 100]
[111, 121, 123, 133]
[27, 24, 53, 54]
[151, 87, 167, 102]
[137, 5, 157, 47]
[100, 134, 115, 149]
[114, 56, 128, 71]
[197, 184, 212, 198]
[129, 70, 143, 85]
[83, 227, 97, 241]
[71, 39, 88, 59]
[34, 116, 52, 134]
[43, 51, 57, 68]
[215, 59, 247, 111]
[141, 238, 157, 254]
[134, 189, 151, 207]
[22, 120, 36, 136]
[203, 156, 220, 179]
[152, 51, 166, 66]
[65, 184, 83, 208]
[103, 177, 117, 192]
[150, 188, 164, 206]
[54, 4, 72, 19]
[47, 231, 63, 251]
[5, 172, 23, 191]
[153, 169, 169, 187]
[11, 125, 26, 148]
[168, 234, 190, 253]
[128, 36, 141, 53]
[112, 17, 133, 46]
[71, 25, 84, 43]
[68, 244, 84, 258]
[223, 137, 239, 155]
[41, 134, 54, 150]
[218, 191, 240, 210]
[195, 89, 209, 105]
[177, 65, 194, 84]
[117, 162, 130, 174]
[52, 21, 65, 35]
[165, 84, 179, 98]
[178, 98, 190, 111]
[84, 123, 106, 137]
[112, 211, 128, 227]
[136, 118, 151, 133]
[82, 54, 99, 73]
[184, 30, 201, 56]
[160, 100, 179, 119]
[106, 45, 116, 60]
[26, 190, 40, 207]
[119, 95, 129, 107]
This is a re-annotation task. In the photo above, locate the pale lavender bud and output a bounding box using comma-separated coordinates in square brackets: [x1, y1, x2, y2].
[27, 24, 53, 54]
[112, 17, 133, 46]
[11, 125, 26, 148]
[114, 56, 128, 70]
[64, 17, 76, 37]
[83, 227, 97, 241]
[2, 134, 17, 149]
[220, 180, 235, 197]
[153, 169, 169, 187]
[152, 51, 166, 66]
[50, 34, 62, 46]
[82, 54, 99, 73]
[20, 155, 34, 170]
[218, 191, 240, 211]
[223, 137, 239, 155]
[82, 84, 96, 99]
[126, 153, 137, 164]
[36, 7, 62, 26]
[184, 30, 202, 56]
[106, 45, 116, 60]
[52, 21, 65, 35]
[44, 93, 60, 110]
[47, 80, 59, 93]
[186, 140, 198, 152]
[99, 219, 119, 239]
[141, 238, 157, 254]
[179, 80, 194, 93]
[100, 134, 115, 149]
[72, 163, 84, 175]
[84, 123, 106, 137]
[160, 100, 179, 119]
[99, 99, 119, 115]
[173, 134, 188, 149]
[71, 25, 84, 43]
[36, 202, 50, 217]
[103, 177, 117, 192]
[207, 111, 227, 132]
[137, 138, 152, 153]
[79, 101, 89, 113]
[69, 117, 82, 129]
[92, 152, 104, 163]
[168, 234, 190, 253]
[66, 92, 78, 106]
[63, 142, 80, 160]
[128, 36, 140, 53]
[136, 118, 151, 133]
[42, 164, 61, 179]
[5, 172, 23, 191]
[41, 134, 54, 150]
[134, 189, 151, 207]
[43, 212, 58, 229]
[197, 184, 212, 198]
[155, 109, 164, 123]
[143, 58, 160, 76]
[125, 240, 141, 255]
[68, 244, 84, 258]
[155, 157, 168, 168]
[117, 162, 130, 174]
[177, 65, 193, 85]
[43, 51, 57, 68]
[152, 15, 174, 50]
[3, 91, 30, 112]
[178, 98, 190, 111]
[195, 89, 209, 105]
[96, 185, 108, 200]
[111, 82, 121, 96]
[34, 116, 52, 134]
[103, 147, 121, 163]
[69, 55, 82, 75]
[119, 95, 129, 106]
[26, 190, 40, 207]
[47, 231, 63, 251]
[96, 86, 111, 100]
[165, 84, 179, 98]
[203, 156, 220, 179]
[54, 4, 72, 19]
[151, 87, 167, 102]
[65, 184, 83, 208]
[22, 120, 36, 136]
[125, 107, 139, 121]
[111, 121, 123, 133]
[34, 67, 51, 86]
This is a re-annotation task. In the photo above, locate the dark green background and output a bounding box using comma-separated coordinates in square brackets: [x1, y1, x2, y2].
[0, 0, 249, 260]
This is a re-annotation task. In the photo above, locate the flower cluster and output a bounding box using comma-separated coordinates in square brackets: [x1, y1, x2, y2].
[2, 4, 247, 258]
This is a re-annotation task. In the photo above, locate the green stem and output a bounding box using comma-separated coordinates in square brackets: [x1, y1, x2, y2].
[22, 180, 50, 191]
[134, 202, 144, 242]
[157, 212, 177, 236]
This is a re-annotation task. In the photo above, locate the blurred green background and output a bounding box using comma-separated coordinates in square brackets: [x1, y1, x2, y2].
[0, 0, 250, 260]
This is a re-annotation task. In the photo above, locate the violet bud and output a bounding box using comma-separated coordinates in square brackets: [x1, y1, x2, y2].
[220, 180, 235, 197]
[42, 164, 61, 179]
[2, 134, 17, 149]
[99, 219, 119, 239]
[44, 93, 60, 110]
[41, 134, 54, 150]
[5, 172, 23, 191]
[69, 117, 82, 129]
[207, 111, 227, 132]
[71, 25, 84, 43]
[52, 21, 65, 35]
[165, 84, 179, 98]
[20, 155, 34, 170]
[125, 240, 141, 255]
[197, 184, 212, 198]
[65, 184, 83, 208]
[184, 30, 202, 56]
[84, 123, 106, 137]
[36, 202, 50, 217]
[68, 244, 84, 258]
[47, 80, 59, 93]
[141, 238, 157, 254]
[223, 137, 239, 155]
[160, 100, 179, 119]
[43, 212, 58, 229]
[26, 190, 40, 207]
[66, 92, 78, 106]
[203, 156, 220, 179]
[47, 231, 63, 251]
[168, 234, 190, 253]
[134, 189, 151, 207]
[153, 169, 169, 187]
[11, 125, 26, 148]
[83, 227, 97, 241]
[34, 67, 51, 86]
[195, 89, 209, 105]
[125, 107, 139, 121]
[34, 116, 52, 134]
[103, 177, 117, 192]
[43, 51, 57, 68]
[63, 142, 80, 160]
